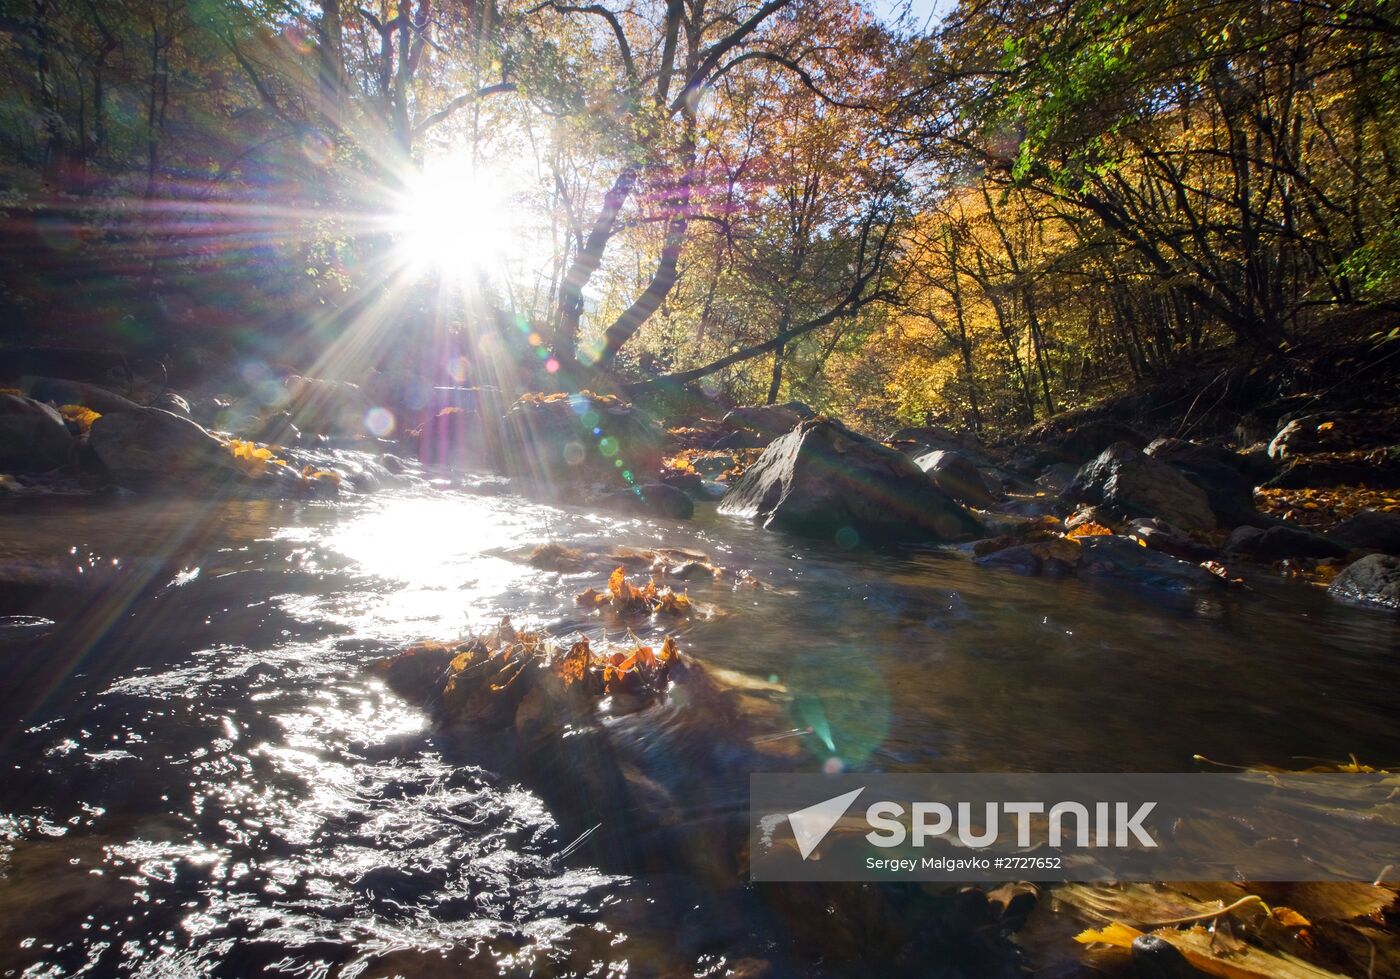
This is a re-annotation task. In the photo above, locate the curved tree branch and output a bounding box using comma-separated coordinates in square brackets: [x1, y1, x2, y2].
[526, 1, 637, 83]
[413, 81, 516, 136]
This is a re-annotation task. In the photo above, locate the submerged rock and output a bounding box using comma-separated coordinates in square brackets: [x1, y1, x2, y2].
[1065, 442, 1216, 532]
[0, 394, 74, 473]
[1131, 935, 1200, 979]
[718, 418, 983, 543]
[1077, 534, 1222, 592]
[1328, 553, 1400, 609]
[87, 407, 235, 485]
[974, 538, 1080, 576]
[500, 392, 665, 490]
[914, 449, 999, 508]
[1225, 524, 1347, 561]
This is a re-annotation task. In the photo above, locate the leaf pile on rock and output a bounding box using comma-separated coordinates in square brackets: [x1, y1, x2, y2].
[371, 617, 688, 729]
[576, 566, 693, 614]
[517, 388, 629, 409]
[58, 403, 101, 434]
[664, 447, 759, 482]
[1257, 485, 1400, 531]
[226, 437, 340, 490]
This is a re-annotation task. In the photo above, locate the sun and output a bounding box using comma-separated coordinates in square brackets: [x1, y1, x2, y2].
[391, 157, 512, 277]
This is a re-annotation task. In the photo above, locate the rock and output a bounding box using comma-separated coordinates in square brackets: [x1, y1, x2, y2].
[415, 406, 497, 469]
[1126, 517, 1216, 561]
[1145, 437, 1265, 528]
[599, 482, 695, 519]
[1332, 509, 1400, 555]
[1020, 416, 1150, 465]
[1268, 408, 1400, 460]
[499, 392, 664, 489]
[885, 424, 975, 454]
[87, 407, 235, 485]
[1034, 462, 1080, 494]
[996, 496, 1071, 520]
[721, 402, 814, 443]
[974, 538, 1081, 576]
[1264, 449, 1400, 489]
[1328, 553, 1400, 609]
[1225, 525, 1347, 561]
[24, 377, 142, 414]
[914, 449, 999, 508]
[1131, 935, 1202, 979]
[1065, 442, 1216, 532]
[718, 418, 984, 543]
[149, 391, 190, 416]
[1, 347, 133, 389]
[710, 429, 767, 451]
[656, 468, 707, 499]
[250, 411, 301, 446]
[280, 374, 370, 436]
[1066, 505, 1115, 530]
[0, 394, 75, 473]
[1077, 535, 1222, 592]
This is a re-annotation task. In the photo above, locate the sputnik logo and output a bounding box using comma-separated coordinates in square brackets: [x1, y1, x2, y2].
[787, 787, 864, 859]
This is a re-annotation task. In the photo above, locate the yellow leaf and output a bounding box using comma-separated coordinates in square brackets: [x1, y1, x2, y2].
[59, 404, 101, 434]
[1075, 921, 1143, 948]
[1066, 521, 1113, 539]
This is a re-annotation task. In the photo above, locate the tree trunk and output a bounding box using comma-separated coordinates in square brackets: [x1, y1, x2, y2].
[551, 167, 638, 364]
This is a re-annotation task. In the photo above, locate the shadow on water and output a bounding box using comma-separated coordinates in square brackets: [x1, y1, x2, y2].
[0, 480, 1397, 975]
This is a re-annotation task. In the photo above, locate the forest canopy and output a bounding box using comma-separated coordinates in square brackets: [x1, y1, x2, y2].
[2, 0, 1398, 435]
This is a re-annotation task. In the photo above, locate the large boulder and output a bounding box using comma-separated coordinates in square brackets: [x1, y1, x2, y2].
[1225, 525, 1348, 561]
[87, 407, 237, 485]
[1064, 442, 1216, 532]
[721, 401, 814, 444]
[914, 449, 999, 508]
[1144, 437, 1265, 528]
[499, 392, 664, 489]
[718, 418, 983, 543]
[1332, 509, 1400, 555]
[1328, 554, 1400, 610]
[1268, 408, 1400, 460]
[0, 394, 75, 473]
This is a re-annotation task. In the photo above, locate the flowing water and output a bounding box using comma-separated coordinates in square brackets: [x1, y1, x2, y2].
[0, 465, 1397, 977]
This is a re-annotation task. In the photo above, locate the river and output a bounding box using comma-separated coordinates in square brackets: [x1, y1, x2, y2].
[1, 471, 1397, 976]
